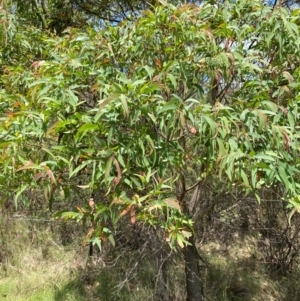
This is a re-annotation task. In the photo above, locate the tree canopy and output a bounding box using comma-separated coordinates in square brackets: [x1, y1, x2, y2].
[1, 0, 300, 299]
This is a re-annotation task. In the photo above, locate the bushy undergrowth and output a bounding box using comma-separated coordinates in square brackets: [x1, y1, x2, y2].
[1, 215, 300, 301]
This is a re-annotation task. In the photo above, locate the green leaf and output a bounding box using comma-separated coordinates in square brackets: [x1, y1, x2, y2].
[69, 160, 92, 179]
[92, 238, 102, 251]
[203, 115, 216, 136]
[167, 73, 177, 90]
[98, 94, 120, 112]
[278, 166, 290, 190]
[120, 94, 129, 117]
[14, 184, 28, 209]
[108, 234, 115, 247]
[240, 169, 249, 187]
[105, 156, 113, 183]
[117, 152, 126, 168]
[254, 154, 275, 162]
[107, 127, 114, 147]
[158, 103, 178, 114]
[288, 111, 295, 129]
[76, 124, 98, 140]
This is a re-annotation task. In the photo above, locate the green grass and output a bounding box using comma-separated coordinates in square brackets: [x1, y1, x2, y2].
[0, 275, 88, 301]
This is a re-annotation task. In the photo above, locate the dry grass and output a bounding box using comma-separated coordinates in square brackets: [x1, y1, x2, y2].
[1, 217, 300, 301]
[202, 238, 291, 301]
[0, 218, 87, 301]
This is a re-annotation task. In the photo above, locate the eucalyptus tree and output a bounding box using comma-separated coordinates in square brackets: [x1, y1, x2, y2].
[1, 0, 300, 300]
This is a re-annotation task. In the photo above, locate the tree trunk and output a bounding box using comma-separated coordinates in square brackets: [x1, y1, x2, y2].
[183, 236, 204, 301]
[153, 230, 169, 301]
[156, 257, 169, 301]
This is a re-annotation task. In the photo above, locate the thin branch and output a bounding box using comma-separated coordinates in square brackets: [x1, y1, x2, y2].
[217, 75, 235, 101]
[186, 180, 203, 192]
[125, 0, 137, 17]
[116, 1, 131, 21]
[40, 0, 48, 16]
[32, 0, 47, 29]
[72, 0, 121, 23]
[194, 191, 226, 223]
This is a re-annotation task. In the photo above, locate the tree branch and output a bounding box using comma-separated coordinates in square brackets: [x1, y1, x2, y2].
[32, 0, 47, 29]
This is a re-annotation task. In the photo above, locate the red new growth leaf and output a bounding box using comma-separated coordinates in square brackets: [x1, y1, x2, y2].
[30, 60, 45, 71]
[34, 172, 45, 181]
[155, 58, 162, 69]
[121, 205, 131, 217]
[224, 38, 231, 51]
[89, 198, 95, 208]
[46, 169, 57, 185]
[130, 206, 136, 225]
[188, 126, 197, 135]
[17, 161, 36, 171]
[12, 102, 22, 108]
[165, 198, 181, 212]
[113, 158, 122, 185]
[101, 232, 107, 242]
[77, 206, 84, 214]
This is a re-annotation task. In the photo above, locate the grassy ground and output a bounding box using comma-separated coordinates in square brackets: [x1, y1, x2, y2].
[0, 217, 85, 301]
[0, 243, 82, 300]
[0, 217, 159, 301]
[1, 217, 300, 301]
